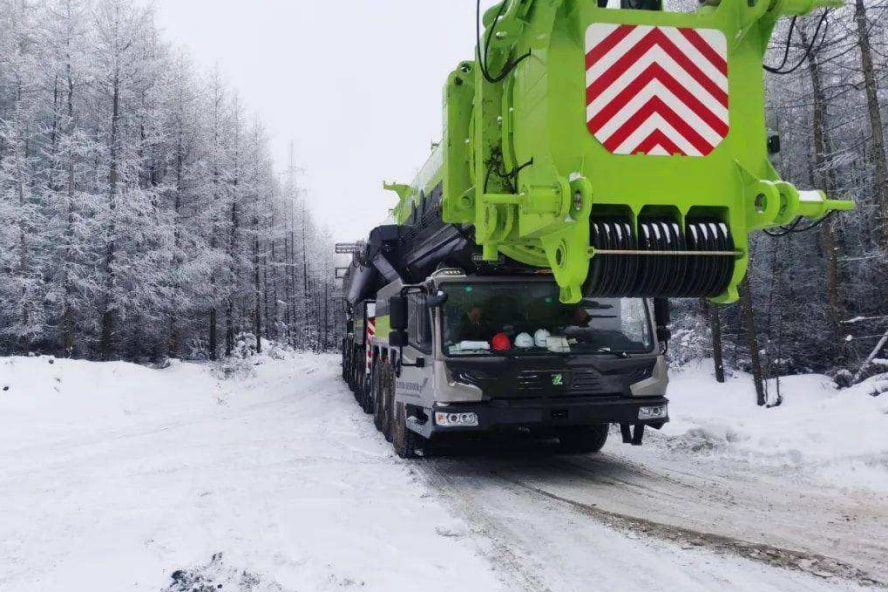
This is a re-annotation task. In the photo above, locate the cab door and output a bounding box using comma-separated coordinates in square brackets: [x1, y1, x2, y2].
[395, 293, 434, 405]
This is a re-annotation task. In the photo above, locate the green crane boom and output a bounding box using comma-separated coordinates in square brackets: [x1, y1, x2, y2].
[385, 0, 853, 304]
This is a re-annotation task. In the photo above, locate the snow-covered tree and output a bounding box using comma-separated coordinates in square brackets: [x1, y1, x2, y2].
[0, 0, 339, 361]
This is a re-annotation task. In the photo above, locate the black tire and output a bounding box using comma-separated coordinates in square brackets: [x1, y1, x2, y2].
[349, 344, 358, 393]
[373, 362, 385, 433]
[352, 350, 363, 401]
[360, 373, 374, 414]
[557, 425, 609, 454]
[381, 362, 395, 443]
[392, 402, 425, 459]
[343, 340, 352, 387]
[353, 355, 364, 404]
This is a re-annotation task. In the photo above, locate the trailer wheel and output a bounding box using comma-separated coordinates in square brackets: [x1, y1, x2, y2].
[557, 425, 609, 454]
[381, 361, 395, 443]
[392, 402, 424, 459]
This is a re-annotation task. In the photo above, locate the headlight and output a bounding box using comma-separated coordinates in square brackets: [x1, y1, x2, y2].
[435, 411, 479, 427]
[639, 405, 668, 420]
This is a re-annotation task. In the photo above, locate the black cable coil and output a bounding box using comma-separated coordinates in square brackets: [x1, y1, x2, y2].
[585, 218, 735, 298]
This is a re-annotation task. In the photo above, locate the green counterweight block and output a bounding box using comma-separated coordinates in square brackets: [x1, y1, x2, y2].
[384, 0, 853, 304]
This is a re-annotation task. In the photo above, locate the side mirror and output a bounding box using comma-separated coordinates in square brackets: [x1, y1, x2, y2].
[426, 290, 449, 308]
[653, 298, 671, 344]
[389, 295, 408, 331]
[389, 331, 408, 348]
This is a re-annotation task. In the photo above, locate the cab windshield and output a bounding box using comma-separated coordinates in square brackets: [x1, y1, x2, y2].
[441, 281, 653, 356]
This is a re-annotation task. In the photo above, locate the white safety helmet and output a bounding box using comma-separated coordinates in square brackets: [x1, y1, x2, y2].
[515, 332, 534, 349]
[534, 329, 551, 348]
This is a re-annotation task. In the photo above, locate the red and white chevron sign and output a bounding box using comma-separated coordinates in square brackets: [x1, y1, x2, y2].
[586, 24, 729, 157]
[366, 319, 375, 372]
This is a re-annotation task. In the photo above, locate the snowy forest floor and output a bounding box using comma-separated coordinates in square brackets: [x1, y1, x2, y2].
[0, 352, 886, 591]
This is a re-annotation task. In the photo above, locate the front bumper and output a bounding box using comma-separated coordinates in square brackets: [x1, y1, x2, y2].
[411, 396, 669, 438]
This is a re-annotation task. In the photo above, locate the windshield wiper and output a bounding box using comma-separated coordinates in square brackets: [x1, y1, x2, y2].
[590, 348, 631, 359]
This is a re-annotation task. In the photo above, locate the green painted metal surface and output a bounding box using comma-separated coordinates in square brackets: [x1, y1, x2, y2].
[386, 0, 853, 304]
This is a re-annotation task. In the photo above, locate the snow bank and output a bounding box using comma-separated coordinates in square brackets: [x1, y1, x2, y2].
[662, 360, 888, 492]
[0, 353, 502, 592]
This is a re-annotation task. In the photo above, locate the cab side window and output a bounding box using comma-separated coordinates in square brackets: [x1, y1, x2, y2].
[407, 294, 432, 353]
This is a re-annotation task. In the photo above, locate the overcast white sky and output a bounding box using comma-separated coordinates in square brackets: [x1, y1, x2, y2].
[152, 0, 498, 242]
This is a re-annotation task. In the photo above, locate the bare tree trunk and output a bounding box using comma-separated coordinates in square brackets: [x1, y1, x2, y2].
[855, 328, 888, 382]
[169, 131, 184, 359]
[701, 299, 726, 383]
[254, 231, 262, 353]
[300, 198, 308, 349]
[100, 70, 120, 361]
[269, 199, 278, 340]
[854, 0, 888, 250]
[18, 130, 30, 355]
[208, 78, 223, 362]
[62, 53, 76, 357]
[289, 198, 299, 348]
[283, 228, 292, 343]
[225, 115, 240, 358]
[801, 25, 844, 362]
[252, 136, 262, 354]
[323, 278, 329, 352]
[740, 277, 766, 406]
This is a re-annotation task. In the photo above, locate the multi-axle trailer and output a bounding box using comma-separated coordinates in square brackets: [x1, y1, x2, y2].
[339, 0, 853, 458]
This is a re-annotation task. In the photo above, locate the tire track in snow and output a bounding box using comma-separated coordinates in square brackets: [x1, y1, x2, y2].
[422, 463, 553, 592]
[418, 443, 886, 591]
[498, 473, 884, 588]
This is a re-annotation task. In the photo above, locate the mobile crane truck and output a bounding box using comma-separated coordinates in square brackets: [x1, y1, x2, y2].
[339, 0, 853, 458]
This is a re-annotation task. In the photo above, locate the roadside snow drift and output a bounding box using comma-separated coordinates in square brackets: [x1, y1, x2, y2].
[663, 360, 888, 492]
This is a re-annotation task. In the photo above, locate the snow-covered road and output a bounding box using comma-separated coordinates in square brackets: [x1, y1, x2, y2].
[1, 353, 885, 591]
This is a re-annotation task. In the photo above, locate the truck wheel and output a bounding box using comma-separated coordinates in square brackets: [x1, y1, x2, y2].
[557, 425, 609, 454]
[347, 355, 354, 394]
[392, 402, 424, 459]
[381, 362, 395, 443]
[352, 352, 363, 401]
[361, 373, 374, 414]
[349, 344, 357, 391]
[353, 357, 364, 404]
[373, 362, 385, 433]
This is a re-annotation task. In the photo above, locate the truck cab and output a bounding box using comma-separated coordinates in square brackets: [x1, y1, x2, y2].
[369, 269, 669, 457]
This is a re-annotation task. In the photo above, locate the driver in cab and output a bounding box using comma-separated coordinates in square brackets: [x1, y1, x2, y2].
[460, 305, 490, 341]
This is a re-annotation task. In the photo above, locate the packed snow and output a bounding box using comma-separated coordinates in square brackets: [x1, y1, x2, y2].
[0, 353, 503, 592]
[1, 352, 885, 591]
